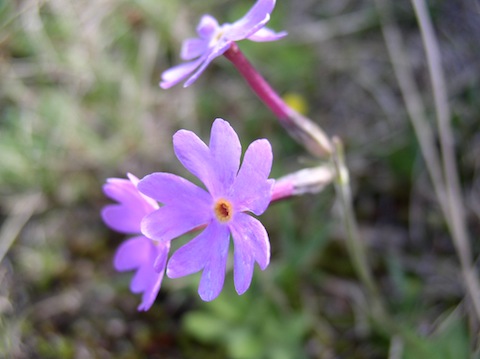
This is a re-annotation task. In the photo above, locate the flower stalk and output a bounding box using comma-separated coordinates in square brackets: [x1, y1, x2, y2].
[271, 165, 335, 203]
[330, 137, 383, 312]
[225, 42, 386, 320]
[224, 43, 332, 158]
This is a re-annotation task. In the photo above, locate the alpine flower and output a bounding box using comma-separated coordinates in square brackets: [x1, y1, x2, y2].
[102, 173, 169, 311]
[160, 0, 287, 89]
[138, 118, 274, 301]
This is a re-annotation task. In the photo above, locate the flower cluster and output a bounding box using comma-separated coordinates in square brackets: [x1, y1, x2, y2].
[101, 0, 330, 311]
[103, 119, 274, 308]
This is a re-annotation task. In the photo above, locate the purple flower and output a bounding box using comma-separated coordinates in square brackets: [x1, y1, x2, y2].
[102, 173, 169, 311]
[138, 118, 274, 301]
[160, 0, 287, 89]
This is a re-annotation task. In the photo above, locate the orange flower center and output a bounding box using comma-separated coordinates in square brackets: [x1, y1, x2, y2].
[214, 198, 233, 222]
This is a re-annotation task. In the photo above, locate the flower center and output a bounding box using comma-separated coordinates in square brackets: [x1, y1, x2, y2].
[214, 198, 233, 222]
[209, 24, 229, 47]
[213, 30, 223, 42]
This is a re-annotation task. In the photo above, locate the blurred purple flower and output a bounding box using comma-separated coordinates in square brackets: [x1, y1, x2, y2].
[160, 0, 287, 89]
[138, 118, 274, 301]
[102, 173, 169, 311]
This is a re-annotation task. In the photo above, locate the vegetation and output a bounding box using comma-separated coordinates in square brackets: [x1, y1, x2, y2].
[1, 0, 479, 357]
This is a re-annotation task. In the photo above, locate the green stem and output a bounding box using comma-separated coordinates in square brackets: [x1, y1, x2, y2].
[330, 137, 403, 336]
[331, 137, 378, 300]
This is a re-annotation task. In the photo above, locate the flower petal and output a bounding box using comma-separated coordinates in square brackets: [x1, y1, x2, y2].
[127, 173, 158, 209]
[114, 236, 167, 311]
[197, 14, 219, 39]
[230, 213, 270, 294]
[129, 244, 166, 306]
[137, 269, 164, 311]
[103, 178, 132, 203]
[138, 172, 211, 207]
[153, 240, 170, 272]
[114, 236, 150, 271]
[183, 40, 232, 87]
[141, 203, 212, 242]
[173, 128, 217, 192]
[128, 240, 165, 292]
[209, 118, 242, 194]
[160, 57, 204, 89]
[226, 0, 275, 41]
[138, 242, 169, 311]
[232, 139, 274, 215]
[130, 261, 151, 293]
[102, 205, 142, 234]
[167, 221, 230, 301]
[102, 177, 156, 234]
[232, 242, 254, 295]
[232, 213, 270, 269]
[167, 221, 216, 278]
[181, 38, 208, 60]
[135, 242, 169, 311]
[198, 223, 230, 301]
[247, 27, 287, 42]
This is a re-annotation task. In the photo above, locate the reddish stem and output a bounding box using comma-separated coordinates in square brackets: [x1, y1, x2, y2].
[224, 43, 291, 122]
[224, 43, 332, 157]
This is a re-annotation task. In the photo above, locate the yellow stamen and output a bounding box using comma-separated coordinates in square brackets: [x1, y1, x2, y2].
[214, 198, 233, 222]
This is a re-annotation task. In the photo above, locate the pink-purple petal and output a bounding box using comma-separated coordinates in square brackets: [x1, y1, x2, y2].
[183, 40, 232, 88]
[130, 261, 152, 293]
[173, 128, 218, 192]
[197, 14, 219, 39]
[232, 139, 274, 215]
[138, 172, 211, 207]
[135, 242, 169, 311]
[137, 270, 164, 311]
[229, 213, 270, 294]
[160, 57, 204, 89]
[136, 241, 169, 311]
[167, 221, 231, 301]
[167, 222, 217, 278]
[227, 0, 275, 41]
[181, 38, 208, 60]
[227, 15, 270, 42]
[153, 241, 170, 272]
[114, 236, 150, 271]
[103, 178, 133, 203]
[247, 27, 288, 42]
[102, 177, 157, 234]
[209, 119, 242, 193]
[114, 236, 168, 311]
[141, 204, 212, 242]
[126, 173, 158, 209]
[232, 238, 254, 295]
[102, 205, 142, 234]
[198, 223, 230, 301]
[230, 213, 270, 270]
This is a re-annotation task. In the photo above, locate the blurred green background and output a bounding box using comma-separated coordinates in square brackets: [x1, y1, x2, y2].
[1, 0, 479, 358]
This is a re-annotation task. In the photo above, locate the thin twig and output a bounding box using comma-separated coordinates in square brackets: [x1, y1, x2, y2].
[373, 0, 447, 214]
[0, 193, 44, 264]
[410, 0, 470, 268]
[375, 0, 480, 321]
[410, 0, 480, 322]
[330, 138, 383, 313]
[388, 336, 404, 359]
